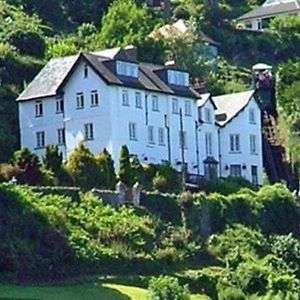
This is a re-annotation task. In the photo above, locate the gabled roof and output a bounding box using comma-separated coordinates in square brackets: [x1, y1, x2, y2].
[197, 93, 217, 109]
[237, 0, 300, 21]
[17, 47, 200, 102]
[17, 55, 79, 101]
[212, 90, 255, 126]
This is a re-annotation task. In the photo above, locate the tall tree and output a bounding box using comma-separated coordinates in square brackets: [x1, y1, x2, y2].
[118, 145, 135, 186]
[98, 0, 153, 49]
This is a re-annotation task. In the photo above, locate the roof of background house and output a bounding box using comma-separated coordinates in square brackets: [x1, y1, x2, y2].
[197, 93, 217, 108]
[237, 0, 300, 21]
[17, 47, 200, 101]
[149, 19, 219, 46]
[212, 90, 255, 126]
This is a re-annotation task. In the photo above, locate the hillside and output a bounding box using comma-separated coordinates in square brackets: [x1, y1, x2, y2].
[1, 0, 300, 164]
[0, 183, 299, 298]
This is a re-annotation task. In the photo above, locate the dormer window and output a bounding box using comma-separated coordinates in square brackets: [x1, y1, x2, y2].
[167, 70, 189, 86]
[116, 61, 138, 78]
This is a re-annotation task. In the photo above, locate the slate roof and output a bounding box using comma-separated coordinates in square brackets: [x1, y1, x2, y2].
[17, 48, 200, 101]
[212, 90, 255, 126]
[17, 55, 79, 101]
[237, 0, 300, 20]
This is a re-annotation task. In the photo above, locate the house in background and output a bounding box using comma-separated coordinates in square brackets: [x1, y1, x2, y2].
[17, 46, 263, 185]
[149, 19, 219, 60]
[237, 0, 300, 32]
[212, 91, 263, 186]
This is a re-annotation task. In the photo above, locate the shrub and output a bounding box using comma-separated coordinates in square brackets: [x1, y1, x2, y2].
[95, 148, 116, 189]
[12, 148, 43, 185]
[148, 275, 191, 300]
[140, 192, 181, 225]
[66, 143, 105, 190]
[218, 287, 246, 300]
[269, 234, 300, 278]
[0, 163, 20, 182]
[153, 174, 168, 193]
[42, 145, 63, 173]
[204, 176, 256, 196]
[256, 184, 298, 235]
[207, 225, 268, 268]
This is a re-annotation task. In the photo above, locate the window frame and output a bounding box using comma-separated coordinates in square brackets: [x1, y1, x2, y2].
[35, 101, 43, 117]
[185, 100, 192, 116]
[230, 164, 242, 177]
[129, 122, 137, 141]
[76, 92, 84, 109]
[84, 64, 88, 78]
[84, 123, 94, 141]
[229, 134, 241, 153]
[250, 134, 257, 154]
[158, 127, 165, 145]
[205, 132, 213, 156]
[36, 131, 45, 149]
[57, 128, 66, 145]
[148, 125, 155, 144]
[122, 90, 129, 106]
[135, 92, 142, 109]
[91, 90, 99, 107]
[152, 95, 159, 112]
[205, 107, 212, 123]
[56, 97, 64, 114]
[172, 98, 179, 114]
[249, 108, 256, 124]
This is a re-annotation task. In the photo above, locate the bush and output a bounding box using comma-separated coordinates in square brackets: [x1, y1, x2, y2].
[66, 143, 105, 190]
[218, 287, 246, 300]
[140, 192, 182, 225]
[153, 174, 168, 193]
[256, 184, 298, 235]
[203, 176, 256, 196]
[148, 275, 191, 300]
[12, 148, 43, 185]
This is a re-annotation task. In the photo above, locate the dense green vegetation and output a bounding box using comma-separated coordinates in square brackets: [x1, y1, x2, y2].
[1, 2, 300, 297]
[1, 0, 300, 163]
[0, 182, 299, 298]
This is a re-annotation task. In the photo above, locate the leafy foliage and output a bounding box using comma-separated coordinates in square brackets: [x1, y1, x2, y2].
[148, 275, 191, 300]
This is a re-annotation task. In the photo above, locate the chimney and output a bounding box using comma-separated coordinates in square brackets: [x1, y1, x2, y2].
[165, 60, 176, 67]
[124, 45, 137, 61]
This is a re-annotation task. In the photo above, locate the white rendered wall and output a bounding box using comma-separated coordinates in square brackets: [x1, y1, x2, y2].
[62, 61, 115, 158]
[197, 100, 220, 176]
[19, 96, 64, 157]
[218, 99, 263, 185]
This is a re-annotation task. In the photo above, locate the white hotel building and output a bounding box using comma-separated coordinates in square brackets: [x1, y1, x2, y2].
[17, 46, 263, 185]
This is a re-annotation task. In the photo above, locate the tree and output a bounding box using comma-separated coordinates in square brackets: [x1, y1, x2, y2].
[118, 145, 135, 186]
[95, 148, 116, 189]
[98, 0, 154, 49]
[12, 148, 42, 185]
[42, 145, 63, 173]
[66, 143, 104, 189]
[270, 15, 300, 61]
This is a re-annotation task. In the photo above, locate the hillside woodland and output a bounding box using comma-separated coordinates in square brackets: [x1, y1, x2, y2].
[1, 0, 300, 164]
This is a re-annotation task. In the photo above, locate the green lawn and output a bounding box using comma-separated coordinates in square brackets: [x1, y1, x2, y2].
[0, 282, 209, 300]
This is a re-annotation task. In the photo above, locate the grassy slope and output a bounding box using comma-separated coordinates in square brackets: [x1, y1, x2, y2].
[0, 282, 209, 300]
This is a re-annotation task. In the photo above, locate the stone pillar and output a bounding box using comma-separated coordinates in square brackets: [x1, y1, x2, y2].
[132, 182, 143, 206]
[116, 181, 127, 205]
